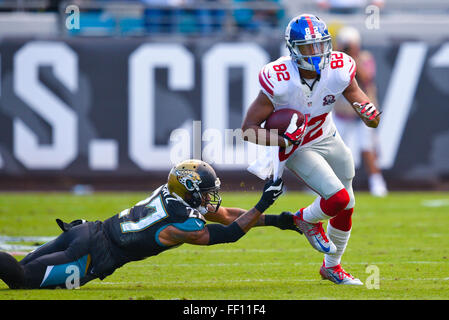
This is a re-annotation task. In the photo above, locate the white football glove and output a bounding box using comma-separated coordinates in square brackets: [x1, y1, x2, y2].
[352, 102, 381, 128]
[283, 114, 308, 146]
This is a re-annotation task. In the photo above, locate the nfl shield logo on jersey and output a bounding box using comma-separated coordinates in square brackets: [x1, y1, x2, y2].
[323, 95, 336, 106]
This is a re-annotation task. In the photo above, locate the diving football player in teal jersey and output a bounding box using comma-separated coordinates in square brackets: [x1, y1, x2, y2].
[0, 160, 300, 289]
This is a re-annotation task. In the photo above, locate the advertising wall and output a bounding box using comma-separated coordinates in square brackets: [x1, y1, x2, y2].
[0, 37, 447, 189]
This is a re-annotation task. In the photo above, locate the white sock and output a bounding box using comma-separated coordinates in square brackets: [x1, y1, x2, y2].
[302, 196, 332, 224]
[324, 223, 351, 267]
[369, 173, 388, 196]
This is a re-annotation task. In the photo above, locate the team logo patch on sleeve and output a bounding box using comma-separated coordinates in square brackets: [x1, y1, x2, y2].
[323, 95, 336, 106]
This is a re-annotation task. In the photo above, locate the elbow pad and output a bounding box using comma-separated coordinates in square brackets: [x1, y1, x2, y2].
[207, 222, 246, 245]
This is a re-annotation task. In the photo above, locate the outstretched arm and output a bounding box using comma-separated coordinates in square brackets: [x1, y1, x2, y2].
[158, 179, 285, 246]
[160, 207, 263, 246]
[204, 206, 302, 234]
[204, 206, 264, 226]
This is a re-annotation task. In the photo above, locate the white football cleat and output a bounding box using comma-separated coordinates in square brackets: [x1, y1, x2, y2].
[320, 262, 363, 285]
[293, 209, 337, 255]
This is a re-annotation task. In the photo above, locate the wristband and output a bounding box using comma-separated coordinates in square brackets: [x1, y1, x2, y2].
[264, 214, 280, 227]
[255, 199, 271, 213]
[207, 222, 246, 245]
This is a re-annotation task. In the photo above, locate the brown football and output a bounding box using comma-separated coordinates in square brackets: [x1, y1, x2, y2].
[264, 108, 305, 135]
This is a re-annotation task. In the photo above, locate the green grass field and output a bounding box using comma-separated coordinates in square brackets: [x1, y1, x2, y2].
[0, 190, 448, 300]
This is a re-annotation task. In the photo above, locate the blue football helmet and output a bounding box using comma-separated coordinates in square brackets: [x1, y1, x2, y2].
[285, 14, 332, 74]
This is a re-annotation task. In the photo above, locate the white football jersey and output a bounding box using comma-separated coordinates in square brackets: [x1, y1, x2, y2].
[258, 51, 356, 148]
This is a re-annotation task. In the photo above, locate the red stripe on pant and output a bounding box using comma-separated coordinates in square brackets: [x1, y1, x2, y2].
[329, 208, 353, 232]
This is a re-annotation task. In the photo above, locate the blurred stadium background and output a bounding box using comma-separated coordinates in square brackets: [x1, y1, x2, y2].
[0, 0, 448, 193]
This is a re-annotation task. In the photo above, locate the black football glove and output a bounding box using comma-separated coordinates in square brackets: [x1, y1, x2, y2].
[255, 178, 284, 213]
[264, 211, 303, 235]
[278, 211, 303, 234]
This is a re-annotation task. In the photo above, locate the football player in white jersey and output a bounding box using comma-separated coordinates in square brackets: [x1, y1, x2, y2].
[242, 14, 381, 285]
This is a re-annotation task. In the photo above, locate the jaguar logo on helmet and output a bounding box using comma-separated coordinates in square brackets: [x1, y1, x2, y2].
[175, 169, 202, 191]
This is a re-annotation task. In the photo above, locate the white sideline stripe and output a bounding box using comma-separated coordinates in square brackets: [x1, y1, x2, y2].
[98, 277, 449, 286]
[0, 235, 55, 242]
[0, 244, 41, 251]
[133, 260, 447, 268]
[389, 277, 449, 281]
[421, 199, 449, 207]
[174, 248, 311, 253]
[0, 235, 56, 253]
[0, 235, 311, 254]
[99, 278, 318, 285]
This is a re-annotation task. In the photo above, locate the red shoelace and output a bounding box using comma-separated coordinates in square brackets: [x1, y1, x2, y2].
[327, 264, 353, 280]
[306, 221, 330, 242]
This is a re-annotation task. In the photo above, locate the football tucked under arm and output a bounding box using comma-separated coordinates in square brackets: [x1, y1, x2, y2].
[264, 108, 306, 146]
[283, 112, 308, 146]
